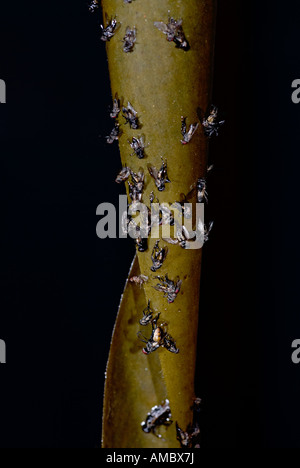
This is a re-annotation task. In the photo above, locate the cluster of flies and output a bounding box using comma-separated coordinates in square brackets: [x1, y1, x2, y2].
[117, 161, 214, 255]
[141, 397, 202, 448]
[138, 301, 179, 355]
[92, 2, 225, 447]
[116, 164, 175, 252]
[101, 11, 224, 144]
[106, 94, 141, 146]
[107, 93, 224, 147]
[95, 7, 190, 52]
[97, 11, 137, 52]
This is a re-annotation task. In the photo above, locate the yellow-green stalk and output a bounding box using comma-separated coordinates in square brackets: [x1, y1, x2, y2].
[102, 0, 217, 448]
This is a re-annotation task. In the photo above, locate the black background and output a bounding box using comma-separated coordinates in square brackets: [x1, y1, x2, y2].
[0, 0, 299, 448]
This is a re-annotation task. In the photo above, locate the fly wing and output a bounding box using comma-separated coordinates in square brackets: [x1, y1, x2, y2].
[154, 21, 169, 34]
[137, 168, 145, 182]
[113, 93, 120, 109]
[127, 101, 137, 117]
[153, 284, 164, 293]
[148, 164, 158, 181]
[139, 134, 145, 147]
[187, 122, 199, 139]
[206, 220, 214, 234]
[185, 184, 197, 201]
[137, 331, 149, 344]
[175, 18, 183, 29]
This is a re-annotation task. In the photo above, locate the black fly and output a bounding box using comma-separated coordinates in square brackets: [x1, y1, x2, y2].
[88, 0, 99, 13]
[141, 400, 173, 438]
[122, 212, 149, 252]
[123, 26, 137, 53]
[115, 166, 131, 184]
[160, 204, 175, 226]
[182, 165, 213, 204]
[135, 235, 148, 252]
[129, 275, 149, 288]
[201, 105, 225, 138]
[154, 17, 189, 50]
[130, 168, 144, 195]
[122, 102, 139, 129]
[176, 398, 202, 449]
[202, 221, 214, 243]
[153, 274, 182, 303]
[115, 167, 144, 202]
[181, 116, 199, 144]
[138, 315, 179, 355]
[149, 191, 157, 204]
[100, 14, 119, 42]
[106, 122, 121, 144]
[196, 178, 208, 203]
[129, 135, 147, 159]
[149, 198, 174, 228]
[163, 226, 191, 250]
[196, 166, 213, 203]
[148, 158, 171, 192]
[139, 300, 156, 326]
[176, 421, 200, 449]
[110, 93, 121, 119]
[128, 169, 144, 202]
[151, 241, 168, 272]
[172, 199, 193, 220]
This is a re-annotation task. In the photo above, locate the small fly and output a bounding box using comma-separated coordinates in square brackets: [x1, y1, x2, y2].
[148, 158, 171, 192]
[123, 26, 137, 53]
[196, 165, 213, 203]
[100, 14, 119, 42]
[139, 300, 156, 326]
[202, 221, 214, 243]
[106, 122, 121, 144]
[163, 226, 191, 250]
[88, 0, 99, 13]
[129, 135, 147, 159]
[160, 204, 175, 226]
[110, 93, 121, 119]
[130, 168, 144, 194]
[136, 235, 148, 252]
[123, 214, 149, 252]
[122, 102, 139, 129]
[176, 398, 202, 449]
[181, 116, 199, 144]
[150, 240, 168, 272]
[138, 315, 179, 355]
[201, 105, 225, 138]
[128, 168, 144, 202]
[153, 274, 182, 303]
[149, 191, 159, 204]
[115, 166, 131, 184]
[176, 422, 200, 449]
[154, 17, 190, 50]
[129, 275, 149, 288]
[182, 165, 213, 204]
[141, 400, 173, 438]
